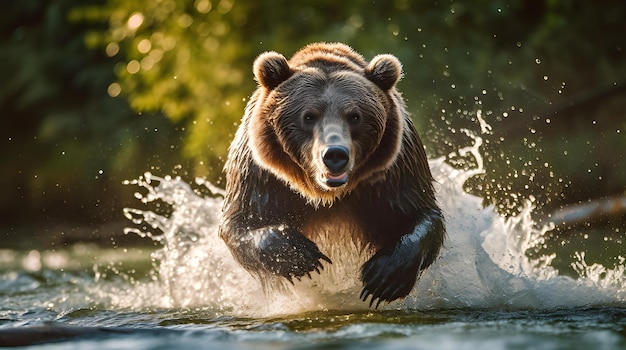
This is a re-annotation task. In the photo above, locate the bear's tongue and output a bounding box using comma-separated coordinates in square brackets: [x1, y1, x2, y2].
[325, 172, 348, 187]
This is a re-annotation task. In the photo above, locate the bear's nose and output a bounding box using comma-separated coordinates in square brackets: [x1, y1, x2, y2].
[322, 146, 349, 174]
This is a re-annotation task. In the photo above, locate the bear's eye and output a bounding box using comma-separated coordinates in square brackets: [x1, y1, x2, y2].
[303, 111, 319, 124]
[346, 112, 361, 126]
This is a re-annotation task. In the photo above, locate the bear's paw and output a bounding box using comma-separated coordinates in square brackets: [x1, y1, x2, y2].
[360, 214, 443, 308]
[359, 247, 421, 308]
[256, 225, 332, 282]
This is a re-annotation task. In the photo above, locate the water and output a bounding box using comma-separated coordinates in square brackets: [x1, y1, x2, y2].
[1, 133, 625, 349]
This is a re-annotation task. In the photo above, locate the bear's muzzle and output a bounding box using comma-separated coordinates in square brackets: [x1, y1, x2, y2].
[321, 145, 350, 187]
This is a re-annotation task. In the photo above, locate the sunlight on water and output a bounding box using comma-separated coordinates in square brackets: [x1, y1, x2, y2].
[116, 127, 625, 317]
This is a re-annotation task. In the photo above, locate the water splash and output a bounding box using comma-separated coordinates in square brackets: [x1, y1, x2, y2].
[116, 133, 625, 316]
[119, 174, 262, 313]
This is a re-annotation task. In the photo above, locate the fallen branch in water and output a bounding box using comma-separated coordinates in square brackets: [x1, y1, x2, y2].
[546, 195, 626, 227]
[0, 322, 178, 347]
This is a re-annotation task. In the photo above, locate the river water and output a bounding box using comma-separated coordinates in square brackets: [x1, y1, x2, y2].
[1, 136, 625, 349]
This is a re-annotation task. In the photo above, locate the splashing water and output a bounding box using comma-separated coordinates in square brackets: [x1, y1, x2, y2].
[117, 132, 625, 317]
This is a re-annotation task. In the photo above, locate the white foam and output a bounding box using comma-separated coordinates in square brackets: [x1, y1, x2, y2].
[116, 135, 625, 316]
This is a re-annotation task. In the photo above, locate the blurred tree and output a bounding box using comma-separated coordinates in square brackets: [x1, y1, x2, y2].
[1, 0, 625, 239]
[0, 0, 187, 230]
[93, 0, 626, 216]
[79, 0, 255, 178]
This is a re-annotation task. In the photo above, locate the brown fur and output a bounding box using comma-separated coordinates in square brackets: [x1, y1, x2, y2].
[248, 43, 404, 205]
[219, 43, 445, 307]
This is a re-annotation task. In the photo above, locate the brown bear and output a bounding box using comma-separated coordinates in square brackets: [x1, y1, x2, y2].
[218, 42, 445, 307]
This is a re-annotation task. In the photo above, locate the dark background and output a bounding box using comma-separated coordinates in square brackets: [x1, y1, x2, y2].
[2, 0, 625, 248]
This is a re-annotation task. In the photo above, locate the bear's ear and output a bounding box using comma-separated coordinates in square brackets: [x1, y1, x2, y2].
[365, 54, 402, 91]
[253, 51, 292, 90]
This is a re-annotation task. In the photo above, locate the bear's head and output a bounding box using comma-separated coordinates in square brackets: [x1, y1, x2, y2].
[248, 43, 405, 206]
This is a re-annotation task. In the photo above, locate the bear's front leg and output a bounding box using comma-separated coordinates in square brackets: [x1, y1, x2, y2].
[359, 210, 445, 307]
[220, 222, 331, 283]
[252, 225, 331, 281]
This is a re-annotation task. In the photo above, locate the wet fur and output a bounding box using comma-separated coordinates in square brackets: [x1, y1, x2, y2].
[219, 43, 445, 307]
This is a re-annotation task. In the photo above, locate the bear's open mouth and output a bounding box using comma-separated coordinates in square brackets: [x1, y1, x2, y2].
[323, 172, 348, 187]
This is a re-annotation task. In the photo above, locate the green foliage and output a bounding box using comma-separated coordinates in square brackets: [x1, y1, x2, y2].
[78, 0, 255, 177]
[1, 0, 186, 225]
[92, 0, 626, 215]
[2, 0, 625, 228]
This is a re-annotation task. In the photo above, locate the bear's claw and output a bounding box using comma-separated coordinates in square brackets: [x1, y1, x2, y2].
[359, 244, 422, 308]
[257, 226, 332, 281]
[359, 215, 443, 308]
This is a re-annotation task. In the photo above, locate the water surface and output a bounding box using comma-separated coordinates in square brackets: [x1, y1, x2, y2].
[1, 136, 624, 349]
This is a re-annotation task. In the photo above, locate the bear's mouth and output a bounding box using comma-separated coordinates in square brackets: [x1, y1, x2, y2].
[323, 172, 349, 188]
